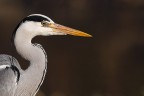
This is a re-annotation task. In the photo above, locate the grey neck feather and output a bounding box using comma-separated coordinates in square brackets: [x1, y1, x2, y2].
[13, 25, 47, 96]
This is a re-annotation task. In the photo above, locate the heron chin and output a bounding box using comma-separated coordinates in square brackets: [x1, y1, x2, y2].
[0, 14, 92, 96]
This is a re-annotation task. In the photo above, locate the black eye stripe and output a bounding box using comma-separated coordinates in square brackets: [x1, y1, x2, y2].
[23, 16, 50, 22]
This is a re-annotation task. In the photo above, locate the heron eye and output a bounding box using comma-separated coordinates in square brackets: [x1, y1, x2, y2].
[41, 21, 48, 26]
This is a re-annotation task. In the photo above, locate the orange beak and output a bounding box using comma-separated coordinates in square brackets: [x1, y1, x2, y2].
[48, 23, 92, 37]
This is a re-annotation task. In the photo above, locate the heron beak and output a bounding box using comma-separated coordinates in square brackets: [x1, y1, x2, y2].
[48, 23, 92, 37]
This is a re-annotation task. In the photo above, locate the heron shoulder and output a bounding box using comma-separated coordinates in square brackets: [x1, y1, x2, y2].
[0, 54, 21, 82]
[0, 54, 20, 68]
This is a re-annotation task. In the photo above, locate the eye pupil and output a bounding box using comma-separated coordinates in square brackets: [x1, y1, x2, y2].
[41, 21, 48, 26]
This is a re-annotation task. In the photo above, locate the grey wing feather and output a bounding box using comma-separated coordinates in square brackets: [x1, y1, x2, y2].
[0, 54, 22, 96]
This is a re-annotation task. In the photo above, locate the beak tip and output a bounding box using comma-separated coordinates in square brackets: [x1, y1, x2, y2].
[83, 34, 93, 38]
[87, 35, 93, 37]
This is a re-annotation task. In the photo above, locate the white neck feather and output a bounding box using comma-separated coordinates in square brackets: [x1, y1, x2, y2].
[14, 24, 47, 96]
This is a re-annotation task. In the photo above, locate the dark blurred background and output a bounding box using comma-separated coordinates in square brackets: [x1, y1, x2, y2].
[0, 0, 144, 96]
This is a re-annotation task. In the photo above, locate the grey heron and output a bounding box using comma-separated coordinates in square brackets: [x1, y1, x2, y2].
[0, 14, 92, 96]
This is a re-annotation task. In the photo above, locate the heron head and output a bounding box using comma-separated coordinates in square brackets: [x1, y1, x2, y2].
[14, 14, 92, 38]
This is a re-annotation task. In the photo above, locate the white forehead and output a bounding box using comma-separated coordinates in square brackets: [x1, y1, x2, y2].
[28, 14, 54, 23]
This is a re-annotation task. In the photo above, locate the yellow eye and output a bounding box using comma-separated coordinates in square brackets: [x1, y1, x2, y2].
[41, 21, 48, 26]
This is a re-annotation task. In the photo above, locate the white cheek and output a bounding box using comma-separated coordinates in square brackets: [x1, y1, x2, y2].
[22, 22, 43, 36]
[40, 27, 54, 36]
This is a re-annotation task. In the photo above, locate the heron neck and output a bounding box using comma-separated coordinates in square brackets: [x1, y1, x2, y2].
[14, 27, 45, 62]
[14, 29, 47, 95]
